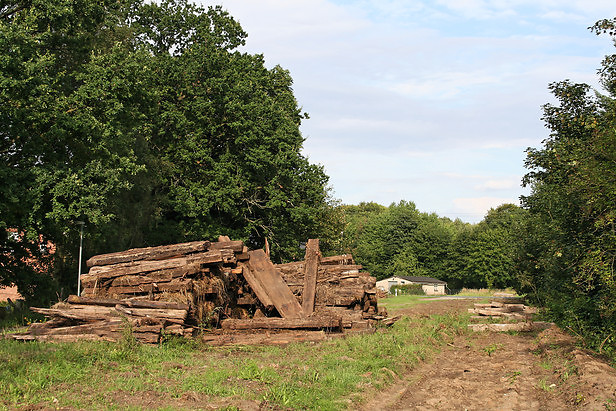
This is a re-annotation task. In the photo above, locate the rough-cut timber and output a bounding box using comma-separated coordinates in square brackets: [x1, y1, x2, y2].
[246, 249, 304, 318]
[239, 262, 274, 309]
[301, 239, 320, 315]
[86, 241, 210, 267]
[67, 295, 189, 310]
[221, 316, 342, 331]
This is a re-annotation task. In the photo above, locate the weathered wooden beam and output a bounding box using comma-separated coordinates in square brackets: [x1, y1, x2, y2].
[84, 253, 220, 282]
[86, 241, 210, 267]
[238, 263, 274, 309]
[301, 239, 320, 315]
[66, 295, 189, 310]
[246, 250, 304, 318]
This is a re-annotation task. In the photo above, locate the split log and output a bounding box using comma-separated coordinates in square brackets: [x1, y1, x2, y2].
[30, 307, 115, 322]
[104, 278, 194, 295]
[86, 241, 210, 267]
[113, 305, 188, 322]
[302, 239, 320, 315]
[221, 316, 342, 331]
[246, 250, 304, 318]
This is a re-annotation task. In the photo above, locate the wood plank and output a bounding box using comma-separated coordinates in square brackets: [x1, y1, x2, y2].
[209, 240, 244, 253]
[246, 249, 304, 318]
[67, 295, 189, 310]
[320, 254, 354, 265]
[85, 251, 222, 280]
[238, 262, 274, 309]
[86, 241, 210, 267]
[302, 239, 320, 315]
[221, 316, 342, 331]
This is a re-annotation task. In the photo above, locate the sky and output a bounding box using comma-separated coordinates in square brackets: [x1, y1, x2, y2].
[211, 0, 616, 223]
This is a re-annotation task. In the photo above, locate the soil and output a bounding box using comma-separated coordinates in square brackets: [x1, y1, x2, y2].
[364, 298, 616, 411]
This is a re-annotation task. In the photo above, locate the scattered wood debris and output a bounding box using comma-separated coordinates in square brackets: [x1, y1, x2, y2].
[11, 237, 393, 345]
[468, 300, 552, 332]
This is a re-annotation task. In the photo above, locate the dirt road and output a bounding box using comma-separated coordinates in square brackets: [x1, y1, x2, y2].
[366, 299, 616, 410]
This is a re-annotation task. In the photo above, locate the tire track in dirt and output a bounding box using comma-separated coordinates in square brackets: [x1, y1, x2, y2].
[363, 299, 616, 411]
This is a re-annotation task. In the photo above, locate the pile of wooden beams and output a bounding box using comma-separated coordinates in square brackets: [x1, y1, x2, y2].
[13, 237, 388, 344]
[14, 296, 191, 343]
[467, 299, 552, 332]
[275, 239, 384, 331]
[468, 300, 537, 321]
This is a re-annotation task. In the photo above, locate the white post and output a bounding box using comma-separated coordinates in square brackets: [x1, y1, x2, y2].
[77, 221, 85, 296]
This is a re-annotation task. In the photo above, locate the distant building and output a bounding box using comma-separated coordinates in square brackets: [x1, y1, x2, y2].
[376, 275, 447, 295]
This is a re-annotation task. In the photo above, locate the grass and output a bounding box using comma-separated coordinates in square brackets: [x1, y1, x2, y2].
[379, 294, 439, 313]
[0, 303, 470, 410]
[455, 288, 518, 297]
[0, 301, 44, 335]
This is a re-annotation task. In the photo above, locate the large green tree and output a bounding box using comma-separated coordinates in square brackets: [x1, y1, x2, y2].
[518, 19, 616, 356]
[444, 204, 526, 289]
[0, 0, 335, 302]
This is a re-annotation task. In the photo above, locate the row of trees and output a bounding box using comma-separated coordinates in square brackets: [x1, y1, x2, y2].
[0, 0, 338, 303]
[339, 201, 526, 290]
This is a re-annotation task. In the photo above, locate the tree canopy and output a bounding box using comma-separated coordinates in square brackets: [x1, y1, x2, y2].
[517, 18, 616, 356]
[0, 0, 336, 302]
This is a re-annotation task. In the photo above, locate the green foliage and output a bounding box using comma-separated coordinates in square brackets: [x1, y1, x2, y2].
[1, 0, 337, 300]
[518, 19, 616, 358]
[445, 204, 527, 289]
[344, 201, 455, 280]
[340, 201, 524, 290]
[389, 284, 425, 295]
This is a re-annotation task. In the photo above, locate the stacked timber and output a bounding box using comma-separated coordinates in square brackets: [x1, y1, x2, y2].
[14, 237, 390, 345]
[467, 300, 551, 332]
[468, 300, 537, 321]
[275, 241, 384, 331]
[14, 296, 192, 343]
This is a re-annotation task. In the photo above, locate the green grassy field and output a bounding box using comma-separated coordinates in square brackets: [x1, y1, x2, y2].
[0, 300, 469, 410]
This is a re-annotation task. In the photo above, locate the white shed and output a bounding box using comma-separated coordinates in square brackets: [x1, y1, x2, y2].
[376, 275, 447, 295]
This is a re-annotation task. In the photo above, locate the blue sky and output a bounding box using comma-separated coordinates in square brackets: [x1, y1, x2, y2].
[212, 0, 616, 222]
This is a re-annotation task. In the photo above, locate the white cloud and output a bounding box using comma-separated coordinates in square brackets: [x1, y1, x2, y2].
[452, 197, 520, 217]
[475, 179, 520, 191]
[201, 0, 616, 221]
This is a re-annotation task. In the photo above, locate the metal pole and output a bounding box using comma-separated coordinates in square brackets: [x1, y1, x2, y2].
[77, 222, 84, 296]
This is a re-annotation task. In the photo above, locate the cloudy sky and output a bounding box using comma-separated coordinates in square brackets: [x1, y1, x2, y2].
[212, 0, 616, 222]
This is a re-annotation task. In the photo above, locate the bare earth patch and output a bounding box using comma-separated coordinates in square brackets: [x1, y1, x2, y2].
[364, 299, 616, 411]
